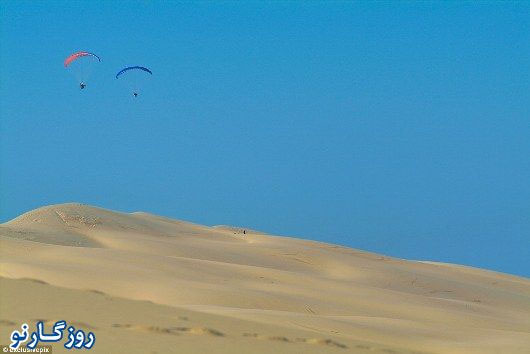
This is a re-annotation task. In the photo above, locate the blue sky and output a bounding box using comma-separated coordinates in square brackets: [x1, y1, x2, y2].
[1, 1, 528, 277]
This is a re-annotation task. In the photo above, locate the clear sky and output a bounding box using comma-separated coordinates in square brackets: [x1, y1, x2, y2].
[1, 1, 529, 277]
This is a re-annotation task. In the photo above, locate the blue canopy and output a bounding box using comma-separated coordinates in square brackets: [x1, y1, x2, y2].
[115, 66, 153, 79]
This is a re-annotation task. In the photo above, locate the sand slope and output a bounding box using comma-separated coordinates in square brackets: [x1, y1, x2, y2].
[1, 203, 529, 353]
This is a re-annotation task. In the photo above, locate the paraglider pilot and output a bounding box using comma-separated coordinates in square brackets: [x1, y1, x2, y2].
[80, 82, 86, 89]
[133, 92, 138, 97]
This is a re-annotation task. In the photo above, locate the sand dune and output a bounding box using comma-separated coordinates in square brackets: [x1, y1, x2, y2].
[1, 203, 529, 353]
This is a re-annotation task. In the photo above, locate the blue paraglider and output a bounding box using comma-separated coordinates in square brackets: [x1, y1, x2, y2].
[116, 66, 152, 97]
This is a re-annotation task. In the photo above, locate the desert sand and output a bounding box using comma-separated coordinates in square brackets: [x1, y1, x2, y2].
[0, 203, 529, 353]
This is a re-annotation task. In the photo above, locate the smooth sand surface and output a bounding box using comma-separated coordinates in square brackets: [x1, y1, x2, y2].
[1, 203, 529, 353]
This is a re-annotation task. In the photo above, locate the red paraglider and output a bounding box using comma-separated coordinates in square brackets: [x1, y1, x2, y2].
[64, 51, 101, 89]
